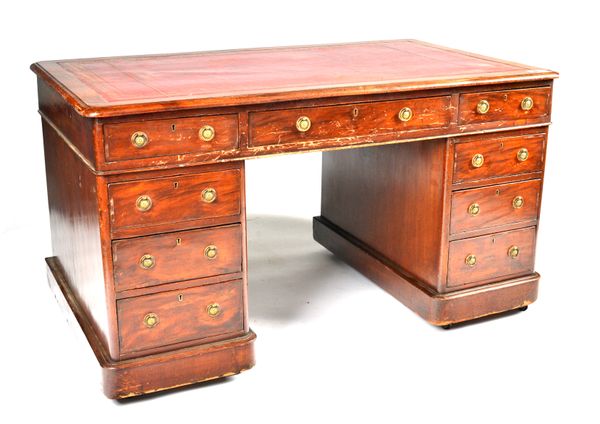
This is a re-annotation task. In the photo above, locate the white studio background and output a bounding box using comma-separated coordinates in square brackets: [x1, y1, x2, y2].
[1, 1, 598, 423]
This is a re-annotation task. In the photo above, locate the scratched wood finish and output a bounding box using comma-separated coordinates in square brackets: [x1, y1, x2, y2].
[321, 139, 449, 291]
[249, 96, 452, 147]
[447, 226, 536, 288]
[108, 169, 241, 234]
[30, 40, 557, 118]
[117, 279, 245, 355]
[453, 131, 546, 184]
[42, 120, 112, 351]
[112, 224, 243, 291]
[450, 179, 541, 235]
[104, 114, 239, 162]
[458, 87, 551, 125]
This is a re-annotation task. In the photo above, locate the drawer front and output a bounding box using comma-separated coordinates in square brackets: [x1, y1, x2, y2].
[447, 227, 536, 287]
[458, 87, 551, 125]
[113, 224, 242, 291]
[104, 114, 239, 161]
[109, 169, 241, 232]
[450, 179, 541, 235]
[118, 279, 245, 354]
[249, 96, 452, 147]
[453, 133, 545, 184]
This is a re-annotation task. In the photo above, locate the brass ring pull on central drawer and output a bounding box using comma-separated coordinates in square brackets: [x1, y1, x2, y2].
[296, 116, 311, 132]
[398, 107, 413, 122]
[476, 100, 490, 114]
[508, 245, 520, 258]
[199, 125, 215, 142]
[517, 148, 529, 162]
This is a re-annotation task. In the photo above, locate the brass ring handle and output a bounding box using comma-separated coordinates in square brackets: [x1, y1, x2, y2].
[131, 131, 149, 148]
[476, 100, 490, 114]
[136, 195, 153, 212]
[517, 148, 529, 162]
[207, 303, 221, 317]
[468, 203, 480, 216]
[512, 196, 524, 209]
[201, 188, 217, 203]
[204, 245, 218, 260]
[296, 116, 311, 132]
[139, 254, 155, 269]
[199, 125, 215, 142]
[465, 254, 477, 267]
[398, 107, 413, 122]
[144, 313, 159, 328]
[508, 245, 520, 259]
[472, 153, 485, 168]
[521, 97, 534, 111]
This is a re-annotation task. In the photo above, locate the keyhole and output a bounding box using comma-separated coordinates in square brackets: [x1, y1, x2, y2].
[177, 294, 184, 302]
[171, 124, 176, 132]
[176, 237, 182, 246]
[496, 189, 500, 195]
[352, 107, 359, 118]
[174, 181, 179, 189]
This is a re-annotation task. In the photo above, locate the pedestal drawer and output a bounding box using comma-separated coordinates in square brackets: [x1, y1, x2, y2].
[453, 133, 545, 184]
[447, 227, 536, 288]
[450, 179, 541, 235]
[108, 169, 241, 233]
[113, 224, 243, 291]
[117, 279, 245, 355]
[249, 96, 452, 147]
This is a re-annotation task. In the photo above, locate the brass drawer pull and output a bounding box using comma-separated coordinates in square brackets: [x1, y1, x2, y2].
[139, 254, 155, 269]
[201, 188, 217, 203]
[508, 245, 520, 258]
[204, 245, 218, 260]
[517, 148, 529, 162]
[296, 116, 311, 132]
[465, 254, 477, 267]
[521, 97, 534, 111]
[468, 203, 480, 216]
[207, 303, 221, 317]
[131, 131, 149, 148]
[398, 107, 413, 122]
[512, 196, 524, 209]
[472, 153, 485, 168]
[476, 100, 490, 114]
[144, 313, 159, 328]
[199, 125, 215, 142]
[136, 195, 153, 211]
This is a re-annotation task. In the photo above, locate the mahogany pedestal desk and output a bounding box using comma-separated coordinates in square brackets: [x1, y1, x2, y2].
[32, 40, 558, 398]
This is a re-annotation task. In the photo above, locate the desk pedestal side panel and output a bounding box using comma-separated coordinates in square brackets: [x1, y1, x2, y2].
[317, 128, 546, 325]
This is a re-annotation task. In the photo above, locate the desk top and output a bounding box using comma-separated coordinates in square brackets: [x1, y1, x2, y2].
[32, 39, 557, 118]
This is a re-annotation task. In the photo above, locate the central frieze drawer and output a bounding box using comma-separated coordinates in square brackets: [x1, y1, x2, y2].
[108, 169, 241, 232]
[450, 179, 541, 235]
[117, 279, 245, 355]
[248, 96, 452, 147]
[113, 224, 243, 291]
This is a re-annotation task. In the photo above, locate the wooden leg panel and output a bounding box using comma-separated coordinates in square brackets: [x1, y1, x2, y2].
[313, 217, 538, 326]
[46, 257, 256, 399]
